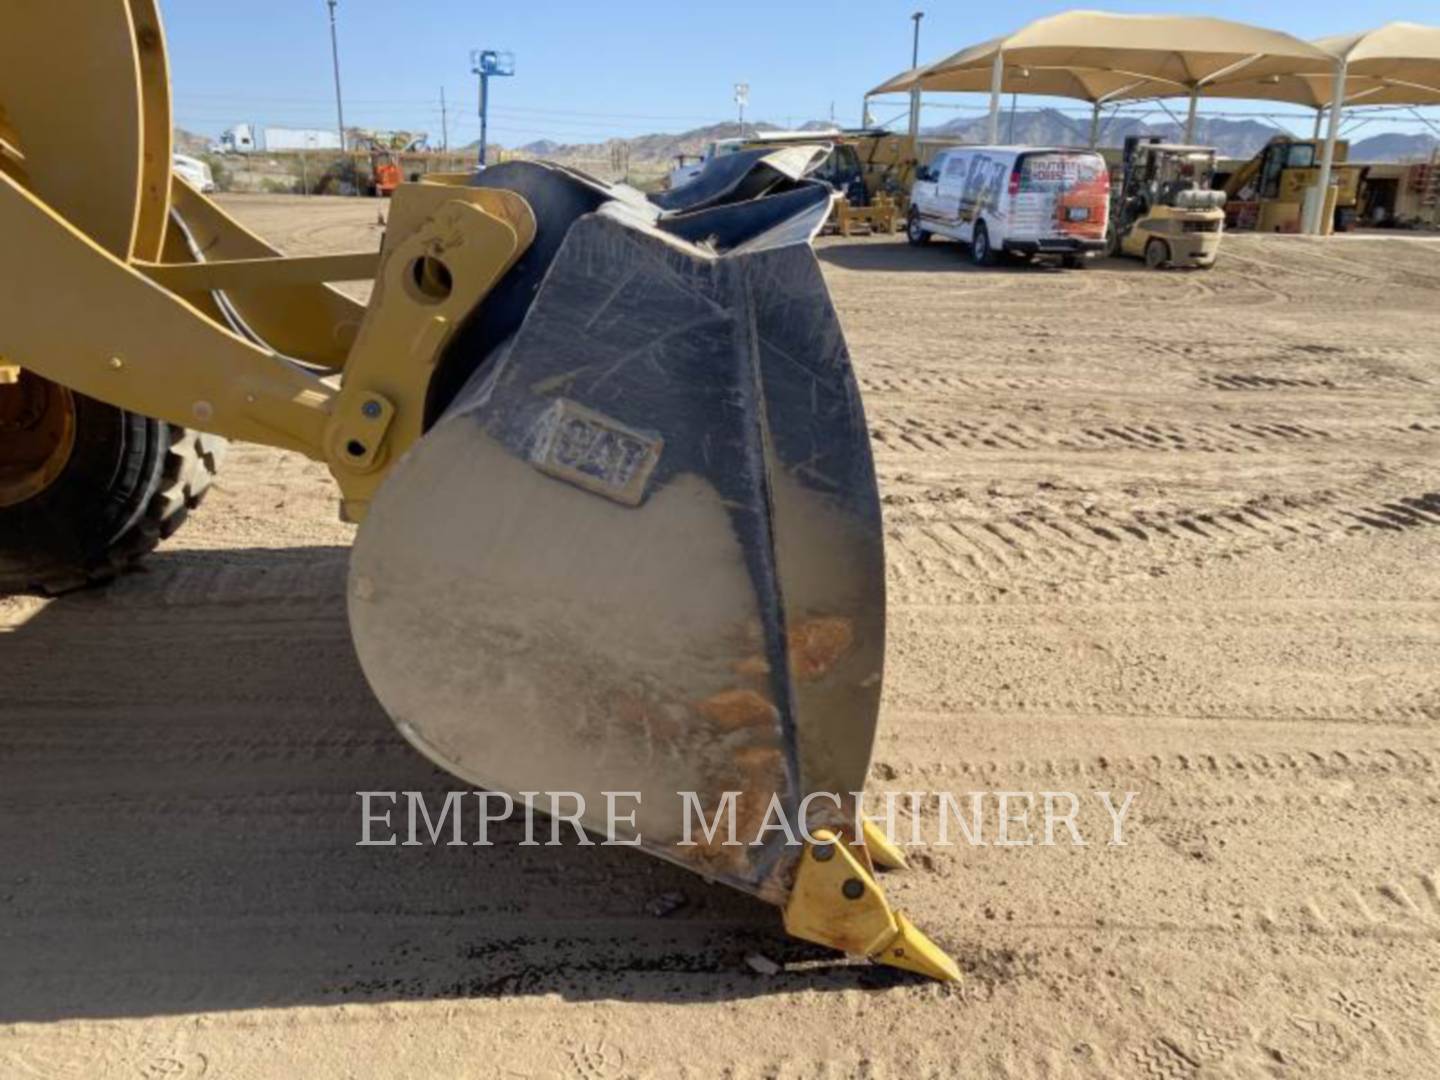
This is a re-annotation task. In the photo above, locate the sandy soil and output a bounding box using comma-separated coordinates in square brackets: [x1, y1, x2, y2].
[2, 193, 1438, 1078]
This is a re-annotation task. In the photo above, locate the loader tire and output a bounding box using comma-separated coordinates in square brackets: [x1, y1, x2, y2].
[0, 381, 224, 595]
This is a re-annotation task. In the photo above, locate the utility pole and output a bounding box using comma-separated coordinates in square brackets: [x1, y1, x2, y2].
[471, 50, 515, 168]
[440, 87, 449, 152]
[908, 11, 924, 144]
[326, 1, 346, 158]
[479, 69, 487, 164]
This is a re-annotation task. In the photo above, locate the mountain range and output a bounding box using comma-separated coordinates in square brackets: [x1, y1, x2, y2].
[175, 110, 1435, 173]
[507, 109, 1436, 169]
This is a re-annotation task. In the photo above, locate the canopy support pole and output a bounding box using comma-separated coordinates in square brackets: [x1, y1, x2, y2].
[987, 51, 1004, 144]
[1184, 86, 1199, 143]
[1308, 58, 1348, 236]
[1089, 101, 1102, 149]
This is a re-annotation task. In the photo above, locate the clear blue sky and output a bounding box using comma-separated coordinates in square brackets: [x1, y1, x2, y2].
[164, 1, 1439, 146]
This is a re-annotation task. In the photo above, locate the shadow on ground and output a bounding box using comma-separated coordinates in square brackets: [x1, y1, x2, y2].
[0, 546, 921, 1023]
[817, 236, 1148, 276]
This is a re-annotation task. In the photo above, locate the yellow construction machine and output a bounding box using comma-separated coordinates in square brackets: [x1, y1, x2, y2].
[0, 2, 957, 980]
[1222, 136, 1363, 234]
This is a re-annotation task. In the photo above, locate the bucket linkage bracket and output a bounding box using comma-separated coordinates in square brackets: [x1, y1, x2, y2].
[783, 830, 959, 982]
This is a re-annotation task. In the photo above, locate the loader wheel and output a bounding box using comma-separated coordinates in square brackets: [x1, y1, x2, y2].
[0, 370, 76, 509]
[1144, 238, 1170, 270]
[905, 209, 931, 246]
[0, 374, 224, 595]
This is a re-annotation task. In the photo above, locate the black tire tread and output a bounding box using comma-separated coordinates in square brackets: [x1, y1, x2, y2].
[109, 426, 226, 565]
[0, 422, 224, 596]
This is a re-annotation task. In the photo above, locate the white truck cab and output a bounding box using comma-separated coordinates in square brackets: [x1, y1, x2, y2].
[907, 145, 1110, 267]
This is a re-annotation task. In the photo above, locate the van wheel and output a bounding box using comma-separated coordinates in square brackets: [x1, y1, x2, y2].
[971, 222, 998, 267]
[905, 210, 931, 246]
[1144, 238, 1170, 270]
[1062, 254, 1086, 270]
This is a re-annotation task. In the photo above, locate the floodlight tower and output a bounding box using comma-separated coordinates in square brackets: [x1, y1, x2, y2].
[326, 0, 346, 154]
[470, 49, 515, 167]
[734, 82, 750, 138]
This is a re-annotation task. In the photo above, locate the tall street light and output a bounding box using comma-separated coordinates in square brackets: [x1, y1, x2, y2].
[326, 1, 346, 155]
[908, 11, 924, 143]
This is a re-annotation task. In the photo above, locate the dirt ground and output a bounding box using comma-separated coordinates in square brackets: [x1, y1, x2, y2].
[3, 194, 1438, 1079]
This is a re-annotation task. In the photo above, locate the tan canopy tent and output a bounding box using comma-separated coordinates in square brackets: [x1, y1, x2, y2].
[1303, 24, 1440, 232]
[868, 11, 1334, 145]
[1125, 24, 1440, 231]
[871, 57, 1160, 146]
[871, 57, 1152, 103]
[1318, 23, 1440, 88]
[1121, 72, 1440, 115]
[868, 14, 1440, 233]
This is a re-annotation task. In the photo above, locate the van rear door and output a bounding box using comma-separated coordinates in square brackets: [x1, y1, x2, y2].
[1010, 152, 1109, 240]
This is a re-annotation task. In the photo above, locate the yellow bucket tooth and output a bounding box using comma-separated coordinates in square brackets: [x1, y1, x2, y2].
[862, 815, 910, 871]
[783, 830, 959, 982]
[875, 912, 962, 982]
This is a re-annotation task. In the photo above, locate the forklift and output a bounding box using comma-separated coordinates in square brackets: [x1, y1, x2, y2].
[1109, 136, 1227, 269]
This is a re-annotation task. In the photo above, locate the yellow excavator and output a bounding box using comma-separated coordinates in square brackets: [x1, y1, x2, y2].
[1222, 136, 1364, 234]
[0, 2, 957, 980]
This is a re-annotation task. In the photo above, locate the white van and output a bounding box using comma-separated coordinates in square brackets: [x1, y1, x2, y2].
[907, 146, 1110, 267]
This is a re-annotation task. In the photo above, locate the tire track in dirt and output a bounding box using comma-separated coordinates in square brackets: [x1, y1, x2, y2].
[871, 413, 1427, 455]
[883, 488, 1440, 599]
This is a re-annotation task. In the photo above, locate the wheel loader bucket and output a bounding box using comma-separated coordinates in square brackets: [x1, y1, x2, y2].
[349, 155, 885, 902]
[1, 0, 957, 979]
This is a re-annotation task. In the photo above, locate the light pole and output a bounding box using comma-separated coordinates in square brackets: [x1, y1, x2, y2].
[908, 11, 924, 144]
[471, 49, 515, 168]
[325, 1, 346, 156]
[734, 82, 749, 138]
